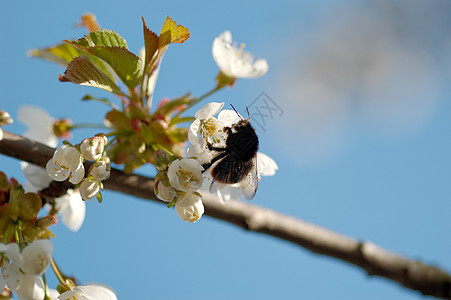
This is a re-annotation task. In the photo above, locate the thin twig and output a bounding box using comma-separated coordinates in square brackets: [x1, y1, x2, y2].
[0, 131, 450, 299]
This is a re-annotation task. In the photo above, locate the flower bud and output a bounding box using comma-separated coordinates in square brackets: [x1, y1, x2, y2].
[154, 150, 170, 171]
[174, 192, 204, 223]
[155, 180, 176, 202]
[79, 178, 101, 200]
[90, 156, 111, 181]
[53, 118, 73, 138]
[36, 215, 58, 229]
[80, 134, 108, 161]
[0, 111, 13, 126]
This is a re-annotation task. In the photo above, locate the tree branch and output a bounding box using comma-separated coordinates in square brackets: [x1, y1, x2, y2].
[0, 130, 450, 299]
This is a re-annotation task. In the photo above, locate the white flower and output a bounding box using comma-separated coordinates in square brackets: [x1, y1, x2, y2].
[167, 158, 204, 192]
[89, 156, 111, 181]
[79, 178, 101, 201]
[80, 134, 107, 161]
[175, 192, 204, 223]
[19, 106, 58, 194]
[58, 284, 117, 300]
[188, 102, 231, 165]
[212, 30, 269, 79]
[155, 181, 176, 202]
[52, 189, 86, 232]
[18, 106, 57, 147]
[0, 243, 23, 268]
[46, 145, 85, 184]
[21, 239, 53, 275]
[13, 273, 45, 300]
[188, 102, 226, 145]
[2, 264, 45, 300]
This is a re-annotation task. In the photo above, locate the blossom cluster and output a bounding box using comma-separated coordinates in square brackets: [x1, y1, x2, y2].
[19, 106, 86, 233]
[154, 101, 278, 223]
[0, 240, 53, 299]
[46, 134, 110, 202]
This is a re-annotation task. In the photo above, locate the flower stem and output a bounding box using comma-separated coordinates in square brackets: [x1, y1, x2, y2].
[173, 85, 223, 120]
[192, 85, 223, 107]
[71, 123, 109, 130]
[50, 257, 71, 288]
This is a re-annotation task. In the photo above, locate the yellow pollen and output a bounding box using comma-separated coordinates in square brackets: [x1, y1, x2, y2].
[177, 168, 198, 185]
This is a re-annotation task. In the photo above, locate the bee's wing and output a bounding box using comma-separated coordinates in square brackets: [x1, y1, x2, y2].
[209, 179, 227, 195]
[240, 156, 258, 200]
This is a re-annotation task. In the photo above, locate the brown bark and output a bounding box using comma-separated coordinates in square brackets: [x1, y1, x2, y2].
[0, 130, 450, 299]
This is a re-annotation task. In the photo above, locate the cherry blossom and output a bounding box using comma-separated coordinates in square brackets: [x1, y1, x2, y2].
[174, 192, 204, 223]
[212, 31, 268, 79]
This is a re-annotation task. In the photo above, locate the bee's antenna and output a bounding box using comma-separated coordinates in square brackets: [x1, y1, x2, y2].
[230, 104, 244, 120]
[246, 106, 251, 120]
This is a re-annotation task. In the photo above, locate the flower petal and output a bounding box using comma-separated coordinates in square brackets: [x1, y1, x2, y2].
[257, 152, 278, 176]
[55, 189, 86, 232]
[46, 158, 70, 182]
[18, 106, 58, 147]
[194, 102, 224, 119]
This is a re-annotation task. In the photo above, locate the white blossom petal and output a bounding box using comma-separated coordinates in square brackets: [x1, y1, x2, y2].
[58, 284, 117, 300]
[21, 239, 53, 275]
[257, 152, 278, 176]
[195, 102, 225, 119]
[69, 162, 85, 184]
[14, 274, 45, 300]
[167, 159, 204, 192]
[175, 192, 204, 223]
[217, 109, 241, 126]
[0, 243, 23, 268]
[54, 189, 85, 232]
[79, 178, 100, 200]
[21, 162, 52, 191]
[18, 106, 58, 147]
[46, 158, 70, 181]
[188, 118, 201, 144]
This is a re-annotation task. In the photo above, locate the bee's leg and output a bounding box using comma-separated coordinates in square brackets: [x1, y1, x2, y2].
[201, 151, 227, 173]
[206, 141, 226, 152]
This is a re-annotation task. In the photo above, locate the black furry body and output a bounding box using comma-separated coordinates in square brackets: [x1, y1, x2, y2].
[202, 119, 259, 184]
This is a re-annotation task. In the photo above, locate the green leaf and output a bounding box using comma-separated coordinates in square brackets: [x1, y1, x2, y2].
[169, 128, 188, 143]
[159, 16, 190, 48]
[70, 46, 143, 89]
[142, 17, 159, 73]
[82, 94, 117, 108]
[141, 123, 153, 144]
[105, 110, 131, 130]
[66, 29, 128, 49]
[96, 191, 103, 203]
[91, 47, 143, 88]
[28, 43, 115, 78]
[59, 55, 124, 95]
[28, 43, 85, 67]
[169, 116, 195, 126]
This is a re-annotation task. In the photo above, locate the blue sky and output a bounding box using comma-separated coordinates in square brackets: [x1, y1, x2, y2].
[1, 1, 450, 299]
